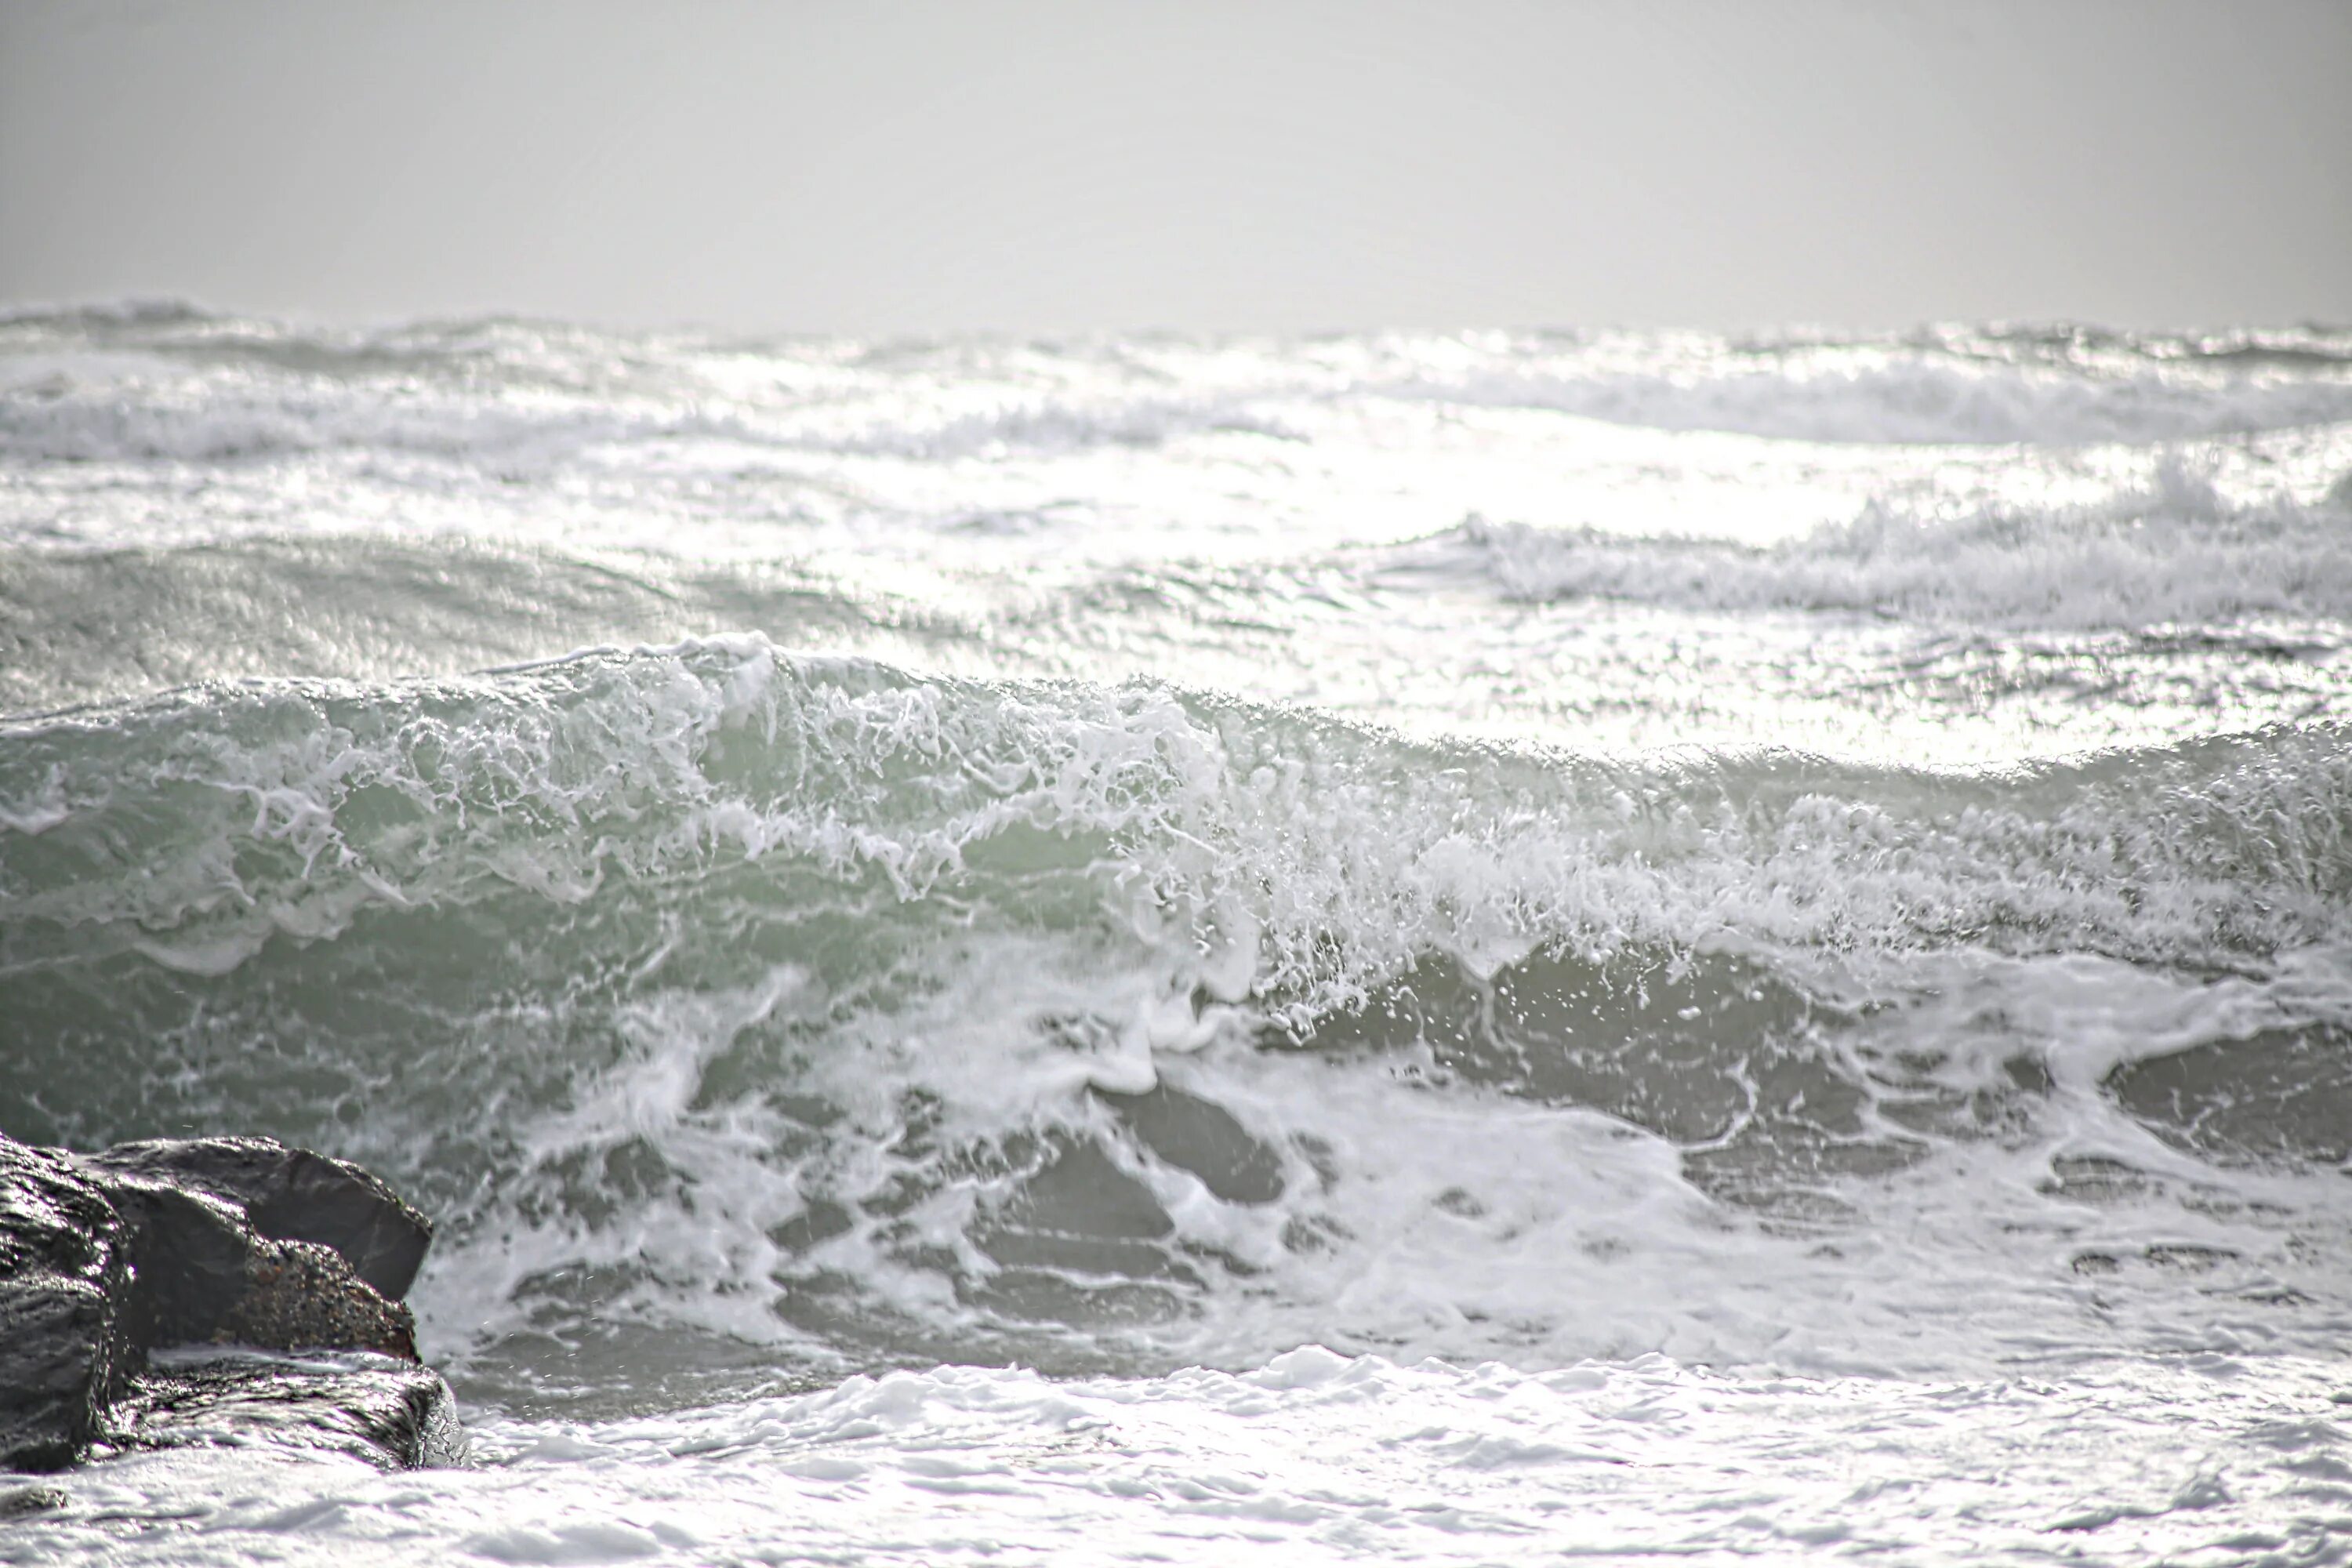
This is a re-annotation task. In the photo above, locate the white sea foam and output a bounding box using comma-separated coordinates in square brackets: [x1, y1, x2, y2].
[13, 1351, 2350, 1566]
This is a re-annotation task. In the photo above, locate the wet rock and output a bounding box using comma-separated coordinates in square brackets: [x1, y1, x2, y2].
[0, 1131, 451, 1474]
[78, 1137, 433, 1298]
[0, 1141, 135, 1472]
[92, 1175, 416, 1360]
[113, 1349, 466, 1471]
[75, 1163, 421, 1362]
[0, 1483, 68, 1519]
[224, 1237, 419, 1359]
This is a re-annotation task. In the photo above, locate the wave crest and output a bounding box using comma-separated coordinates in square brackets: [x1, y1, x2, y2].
[1419, 461, 2352, 630]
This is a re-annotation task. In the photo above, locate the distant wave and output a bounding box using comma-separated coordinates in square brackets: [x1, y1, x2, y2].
[1381, 360, 2352, 445]
[0, 355, 1294, 466]
[12, 306, 2351, 469]
[1397, 462, 2352, 630]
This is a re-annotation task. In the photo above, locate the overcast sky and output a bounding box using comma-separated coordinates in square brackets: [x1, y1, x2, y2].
[3, 0, 2347, 335]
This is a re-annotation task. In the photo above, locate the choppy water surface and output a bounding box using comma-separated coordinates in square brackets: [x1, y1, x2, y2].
[5, 304, 2351, 1564]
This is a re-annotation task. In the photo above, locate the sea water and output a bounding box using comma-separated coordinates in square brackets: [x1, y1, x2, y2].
[3, 304, 2350, 1563]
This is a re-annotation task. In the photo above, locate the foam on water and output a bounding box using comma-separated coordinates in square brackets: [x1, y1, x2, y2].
[10, 1351, 2350, 1566]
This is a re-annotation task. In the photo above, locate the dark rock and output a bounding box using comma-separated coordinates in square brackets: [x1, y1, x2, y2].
[93, 1171, 419, 1360]
[0, 1142, 134, 1472]
[97, 1176, 285, 1348]
[228, 1237, 417, 1359]
[77, 1137, 433, 1298]
[0, 1131, 450, 1475]
[112, 1348, 467, 1471]
[0, 1483, 68, 1518]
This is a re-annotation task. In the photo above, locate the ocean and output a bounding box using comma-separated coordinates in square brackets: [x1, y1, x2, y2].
[4, 302, 2350, 1563]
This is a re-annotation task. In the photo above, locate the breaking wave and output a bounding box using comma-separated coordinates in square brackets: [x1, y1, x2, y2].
[4, 640, 2349, 1404]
